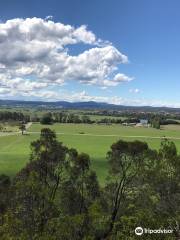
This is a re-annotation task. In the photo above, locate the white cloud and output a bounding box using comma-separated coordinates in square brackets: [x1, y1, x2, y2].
[73, 25, 96, 44]
[0, 88, 11, 94]
[0, 84, 179, 108]
[0, 17, 177, 108]
[129, 88, 140, 93]
[0, 17, 132, 98]
[45, 16, 53, 21]
[102, 73, 133, 87]
[114, 73, 133, 82]
[30, 90, 178, 108]
[59, 91, 180, 108]
[21, 90, 60, 100]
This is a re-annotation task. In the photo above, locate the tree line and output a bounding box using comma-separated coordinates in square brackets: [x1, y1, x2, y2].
[1, 110, 180, 128]
[0, 111, 30, 122]
[151, 117, 180, 129]
[0, 129, 179, 239]
[39, 112, 180, 127]
[40, 112, 140, 125]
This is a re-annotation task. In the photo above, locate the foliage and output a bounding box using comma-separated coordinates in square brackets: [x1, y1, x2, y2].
[40, 113, 53, 125]
[0, 111, 30, 122]
[19, 122, 26, 135]
[0, 129, 179, 239]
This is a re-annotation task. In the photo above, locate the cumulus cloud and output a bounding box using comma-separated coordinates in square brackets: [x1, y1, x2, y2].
[102, 73, 133, 87]
[0, 17, 132, 98]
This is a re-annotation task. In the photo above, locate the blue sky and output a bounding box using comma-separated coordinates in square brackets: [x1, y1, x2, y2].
[0, 0, 180, 106]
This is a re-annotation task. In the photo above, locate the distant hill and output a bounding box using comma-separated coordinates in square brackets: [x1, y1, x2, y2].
[0, 99, 180, 113]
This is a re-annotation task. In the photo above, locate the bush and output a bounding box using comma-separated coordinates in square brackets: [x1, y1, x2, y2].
[40, 114, 53, 125]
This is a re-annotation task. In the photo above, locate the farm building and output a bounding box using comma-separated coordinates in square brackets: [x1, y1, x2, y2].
[136, 119, 149, 127]
[140, 119, 148, 125]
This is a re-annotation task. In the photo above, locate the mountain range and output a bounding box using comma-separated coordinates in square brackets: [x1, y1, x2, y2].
[0, 100, 180, 113]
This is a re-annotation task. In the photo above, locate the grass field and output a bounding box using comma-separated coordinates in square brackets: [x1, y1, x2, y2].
[1, 123, 180, 184]
[0, 123, 19, 132]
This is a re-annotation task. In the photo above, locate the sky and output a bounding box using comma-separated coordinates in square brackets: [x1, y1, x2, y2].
[0, 0, 180, 107]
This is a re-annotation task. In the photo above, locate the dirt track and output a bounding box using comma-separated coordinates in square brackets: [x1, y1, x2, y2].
[27, 131, 180, 140]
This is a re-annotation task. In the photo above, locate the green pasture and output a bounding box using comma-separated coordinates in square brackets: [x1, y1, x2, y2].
[29, 123, 180, 138]
[0, 123, 180, 184]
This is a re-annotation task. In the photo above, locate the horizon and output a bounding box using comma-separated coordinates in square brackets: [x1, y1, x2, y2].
[1, 98, 180, 109]
[1, 0, 180, 107]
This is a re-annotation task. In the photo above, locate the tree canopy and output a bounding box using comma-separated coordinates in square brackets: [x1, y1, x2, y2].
[0, 129, 179, 239]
